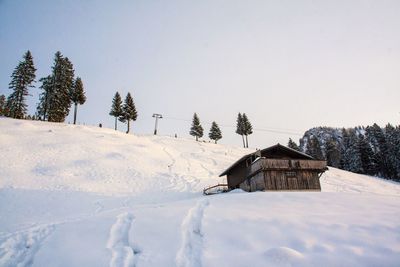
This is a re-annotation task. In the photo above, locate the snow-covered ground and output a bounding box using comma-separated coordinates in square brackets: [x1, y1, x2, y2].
[0, 118, 399, 267]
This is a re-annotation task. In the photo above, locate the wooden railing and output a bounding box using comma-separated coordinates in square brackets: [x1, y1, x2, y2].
[203, 184, 229, 195]
[249, 158, 327, 175]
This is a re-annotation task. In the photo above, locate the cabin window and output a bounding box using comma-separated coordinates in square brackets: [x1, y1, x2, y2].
[285, 171, 297, 177]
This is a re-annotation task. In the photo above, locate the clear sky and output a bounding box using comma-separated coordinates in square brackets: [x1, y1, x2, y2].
[1, 0, 399, 148]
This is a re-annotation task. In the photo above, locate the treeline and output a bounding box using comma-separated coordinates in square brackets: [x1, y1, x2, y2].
[2, 51, 258, 146]
[0, 50, 86, 124]
[187, 112, 253, 146]
[288, 124, 400, 181]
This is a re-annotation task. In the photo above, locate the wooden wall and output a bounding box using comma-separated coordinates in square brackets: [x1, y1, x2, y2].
[227, 160, 249, 188]
[228, 158, 325, 191]
[239, 169, 321, 192]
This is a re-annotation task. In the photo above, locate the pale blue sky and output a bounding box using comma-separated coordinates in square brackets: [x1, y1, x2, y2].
[1, 0, 399, 148]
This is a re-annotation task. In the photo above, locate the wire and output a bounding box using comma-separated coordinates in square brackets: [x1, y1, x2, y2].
[163, 116, 303, 136]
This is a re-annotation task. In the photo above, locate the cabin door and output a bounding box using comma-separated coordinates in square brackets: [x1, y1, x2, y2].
[287, 178, 299, 190]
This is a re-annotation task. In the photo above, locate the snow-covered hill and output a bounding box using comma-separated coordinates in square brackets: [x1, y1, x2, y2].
[0, 118, 399, 267]
[0, 117, 249, 196]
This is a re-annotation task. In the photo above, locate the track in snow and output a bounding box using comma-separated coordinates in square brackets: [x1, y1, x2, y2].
[158, 143, 199, 193]
[107, 212, 140, 267]
[176, 199, 209, 267]
[0, 224, 55, 267]
[162, 147, 176, 169]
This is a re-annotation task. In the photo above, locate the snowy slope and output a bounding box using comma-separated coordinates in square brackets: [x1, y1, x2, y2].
[0, 118, 249, 195]
[0, 118, 399, 267]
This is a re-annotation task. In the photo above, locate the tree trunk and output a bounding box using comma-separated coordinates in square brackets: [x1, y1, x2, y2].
[114, 117, 117, 130]
[126, 120, 130, 134]
[196, 136, 198, 141]
[241, 135, 245, 148]
[245, 135, 249, 148]
[73, 103, 77, 124]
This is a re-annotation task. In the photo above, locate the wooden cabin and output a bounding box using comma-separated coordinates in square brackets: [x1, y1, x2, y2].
[219, 144, 327, 192]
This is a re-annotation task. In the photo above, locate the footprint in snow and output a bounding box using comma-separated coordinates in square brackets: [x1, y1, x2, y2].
[176, 199, 209, 267]
[107, 212, 140, 267]
[0, 224, 56, 267]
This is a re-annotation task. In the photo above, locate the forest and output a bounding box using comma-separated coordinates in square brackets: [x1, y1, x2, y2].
[288, 124, 400, 181]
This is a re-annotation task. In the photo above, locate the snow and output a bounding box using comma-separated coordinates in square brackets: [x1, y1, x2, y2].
[107, 212, 137, 267]
[176, 199, 209, 267]
[0, 117, 399, 267]
[0, 224, 55, 267]
[0, 118, 246, 196]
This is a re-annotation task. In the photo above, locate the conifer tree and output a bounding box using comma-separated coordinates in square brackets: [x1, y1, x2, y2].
[209, 121, 222, 144]
[394, 126, 400, 179]
[341, 129, 362, 173]
[365, 124, 390, 177]
[109, 92, 123, 130]
[325, 138, 341, 167]
[287, 138, 300, 151]
[242, 113, 253, 148]
[236, 113, 245, 147]
[36, 76, 53, 120]
[0, 95, 6, 116]
[5, 99, 12, 117]
[119, 92, 137, 134]
[358, 134, 377, 175]
[384, 124, 398, 178]
[7, 51, 36, 119]
[190, 113, 203, 141]
[305, 136, 324, 160]
[70, 77, 86, 124]
[47, 52, 75, 122]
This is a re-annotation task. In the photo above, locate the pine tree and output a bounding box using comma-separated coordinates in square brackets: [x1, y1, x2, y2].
[70, 77, 86, 124]
[36, 75, 53, 120]
[305, 136, 324, 160]
[235, 113, 245, 147]
[5, 99, 12, 117]
[358, 134, 377, 175]
[394, 126, 400, 180]
[365, 124, 390, 177]
[190, 113, 203, 141]
[209, 121, 222, 143]
[384, 124, 399, 179]
[109, 92, 123, 130]
[287, 138, 300, 151]
[47, 52, 75, 122]
[119, 92, 137, 134]
[325, 138, 341, 167]
[7, 51, 36, 119]
[341, 129, 362, 173]
[0, 95, 6, 116]
[242, 113, 253, 148]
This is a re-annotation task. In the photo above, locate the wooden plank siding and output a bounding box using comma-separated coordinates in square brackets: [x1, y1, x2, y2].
[250, 158, 326, 174]
[242, 171, 321, 191]
[242, 161, 324, 192]
[226, 160, 249, 188]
